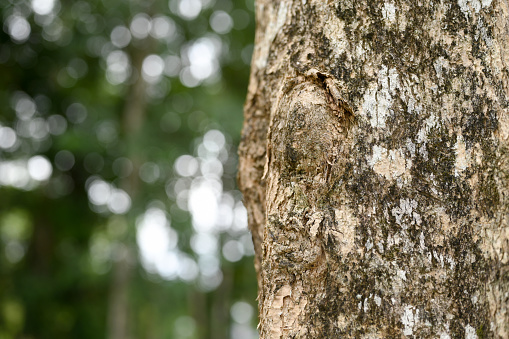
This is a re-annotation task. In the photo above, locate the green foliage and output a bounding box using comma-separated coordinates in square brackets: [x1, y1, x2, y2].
[0, 0, 257, 337]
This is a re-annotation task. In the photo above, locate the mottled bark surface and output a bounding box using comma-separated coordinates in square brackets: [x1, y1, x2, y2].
[239, 0, 509, 337]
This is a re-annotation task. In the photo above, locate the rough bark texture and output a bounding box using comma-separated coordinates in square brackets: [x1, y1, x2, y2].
[238, 0, 509, 337]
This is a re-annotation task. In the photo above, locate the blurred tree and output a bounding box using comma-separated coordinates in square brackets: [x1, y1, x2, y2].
[0, 0, 258, 338]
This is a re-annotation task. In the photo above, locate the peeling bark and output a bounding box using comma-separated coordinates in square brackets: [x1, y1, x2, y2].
[239, 0, 509, 337]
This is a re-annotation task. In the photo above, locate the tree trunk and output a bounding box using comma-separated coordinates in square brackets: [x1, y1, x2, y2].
[238, 0, 509, 337]
[107, 32, 153, 339]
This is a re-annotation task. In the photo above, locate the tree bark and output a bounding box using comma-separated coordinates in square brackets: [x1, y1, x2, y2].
[239, 0, 509, 337]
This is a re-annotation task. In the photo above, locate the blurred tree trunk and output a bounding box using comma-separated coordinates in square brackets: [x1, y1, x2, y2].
[107, 251, 132, 339]
[211, 267, 232, 339]
[239, 0, 509, 337]
[107, 34, 152, 339]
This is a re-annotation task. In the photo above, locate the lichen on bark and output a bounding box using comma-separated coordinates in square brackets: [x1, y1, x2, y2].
[239, 0, 509, 337]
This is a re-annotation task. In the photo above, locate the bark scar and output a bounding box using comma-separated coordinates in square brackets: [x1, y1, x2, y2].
[262, 68, 355, 180]
[304, 68, 355, 128]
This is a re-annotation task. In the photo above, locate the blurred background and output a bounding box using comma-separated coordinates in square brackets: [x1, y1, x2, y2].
[0, 0, 257, 338]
